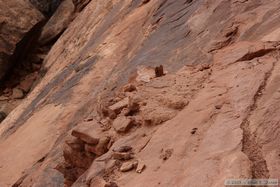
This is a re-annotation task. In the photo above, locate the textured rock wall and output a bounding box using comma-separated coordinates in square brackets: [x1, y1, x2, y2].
[0, 0, 43, 81]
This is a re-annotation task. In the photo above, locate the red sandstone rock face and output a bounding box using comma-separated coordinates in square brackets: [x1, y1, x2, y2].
[39, 0, 75, 45]
[1, 0, 280, 186]
[0, 0, 43, 80]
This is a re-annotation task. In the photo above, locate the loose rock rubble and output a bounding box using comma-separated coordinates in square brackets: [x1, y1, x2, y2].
[60, 121, 112, 185]
[120, 161, 138, 172]
[108, 97, 130, 114]
[60, 64, 210, 186]
[136, 160, 146, 173]
[112, 116, 135, 133]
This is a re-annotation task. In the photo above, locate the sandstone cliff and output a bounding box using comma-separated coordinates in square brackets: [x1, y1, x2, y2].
[0, 0, 280, 186]
[0, 0, 43, 80]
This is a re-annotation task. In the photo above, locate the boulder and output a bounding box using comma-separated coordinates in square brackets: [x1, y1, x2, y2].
[113, 145, 132, 153]
[136, 160, 146, 173]
[113, 116, 134, 133]
[0, 0, 43, 81]
[85, 136, 110, 156]
[71, 122, 101, 144]
[109, 97, 129, 114]
[120, 161, 137, 172]
[65, 137, 85, 151]
[114, 97, 140, 116]
[39, 0, 75, 45]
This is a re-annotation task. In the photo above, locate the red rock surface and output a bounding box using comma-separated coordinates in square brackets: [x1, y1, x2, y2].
[39, 0, 75, 45]
[0, 0, 43, 80]
[1, 0, 280, 186]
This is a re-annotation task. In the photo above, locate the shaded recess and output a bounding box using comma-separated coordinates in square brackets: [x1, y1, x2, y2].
[0, 0, 71, 124]
[29, 0, 62, 17]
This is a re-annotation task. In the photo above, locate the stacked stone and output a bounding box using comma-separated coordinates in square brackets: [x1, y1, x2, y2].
[62, 122, 111, 185]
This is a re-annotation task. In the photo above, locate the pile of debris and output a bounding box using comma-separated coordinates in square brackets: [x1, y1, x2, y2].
[59, 120, 111, 185]
[60, 64, 211, 186]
